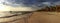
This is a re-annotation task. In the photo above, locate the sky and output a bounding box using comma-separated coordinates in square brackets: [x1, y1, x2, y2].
[0, 0, 60, 7]
[0, 0, 60, 11]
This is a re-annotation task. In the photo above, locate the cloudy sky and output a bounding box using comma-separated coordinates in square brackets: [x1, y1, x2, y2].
[0, 0, 59, 7]
[0, 0, 60, 11]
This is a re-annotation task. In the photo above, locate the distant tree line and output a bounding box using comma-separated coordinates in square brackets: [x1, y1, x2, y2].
[37, 5, 60, 12]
